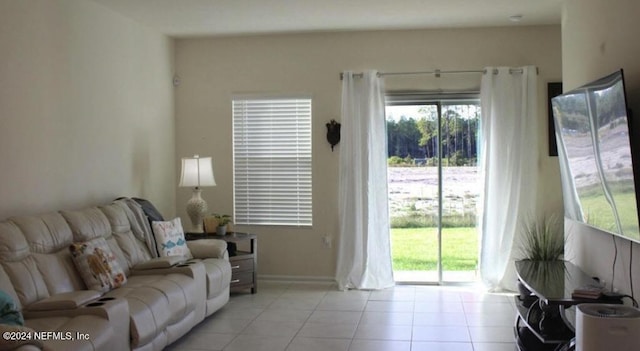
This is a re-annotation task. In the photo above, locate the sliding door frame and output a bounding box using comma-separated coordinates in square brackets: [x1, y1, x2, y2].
[387, 91, 479, 285]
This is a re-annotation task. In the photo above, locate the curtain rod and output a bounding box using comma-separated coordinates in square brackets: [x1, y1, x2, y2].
[339, 67, 539, 80]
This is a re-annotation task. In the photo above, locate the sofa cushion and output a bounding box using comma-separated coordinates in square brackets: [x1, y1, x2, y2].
[0, 222, 49, 307]
[62, 208, 130, 274]
[69, 238, 127, 293]
[103, 284, 168, 348]
[10, 213, 72, 254]
[0, 221, 29, 262]
[123, 273, 197, 323]
[103, 272, 197, 347]
[152, 218, 192, 258]
[61, 208, 111, 242]
[2, 256, 49, 307]
[31, 250, 87, 296]
[99, 204, 152, 271]
[9, 215, 86, 295]
[198, 258, 232, 299]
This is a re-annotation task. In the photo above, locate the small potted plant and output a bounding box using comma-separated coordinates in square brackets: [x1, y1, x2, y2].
[213, 214, 232, 235]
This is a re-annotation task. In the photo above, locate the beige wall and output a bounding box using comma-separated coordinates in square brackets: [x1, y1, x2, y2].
[0, 0, 176, 218]
[176, 26, 563, 279]
[562, 0, 640, 296]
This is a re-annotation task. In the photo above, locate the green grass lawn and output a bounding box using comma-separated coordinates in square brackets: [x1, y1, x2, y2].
[579, 191, 640, 240]
[391, 227, 478, 271]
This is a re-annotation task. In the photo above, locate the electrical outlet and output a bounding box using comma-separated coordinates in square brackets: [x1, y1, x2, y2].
[322, 235, 332, 248]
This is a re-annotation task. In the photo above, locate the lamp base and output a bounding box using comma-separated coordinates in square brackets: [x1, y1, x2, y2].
[186, 188, 207, 233]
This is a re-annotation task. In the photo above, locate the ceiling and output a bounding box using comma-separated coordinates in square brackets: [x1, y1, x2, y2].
[90, 0, 563, 38]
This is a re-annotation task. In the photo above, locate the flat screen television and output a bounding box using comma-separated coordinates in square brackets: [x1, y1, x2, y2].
[552, 70, 640, 243]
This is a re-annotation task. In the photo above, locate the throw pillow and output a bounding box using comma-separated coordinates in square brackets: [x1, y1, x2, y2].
[69, 238, 127, 293]
[0, 290, 23, 326]
[152, 217, 192, 258]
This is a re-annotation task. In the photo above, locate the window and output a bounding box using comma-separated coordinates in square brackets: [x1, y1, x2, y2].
[232, 96, 312, 226]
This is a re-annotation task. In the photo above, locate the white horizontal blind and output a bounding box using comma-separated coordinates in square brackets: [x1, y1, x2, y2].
[233, 97, 312, 226]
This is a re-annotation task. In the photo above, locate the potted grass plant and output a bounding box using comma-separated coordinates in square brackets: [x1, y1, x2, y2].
[517, 215, 565, 300]
[519, 215, 565, 261]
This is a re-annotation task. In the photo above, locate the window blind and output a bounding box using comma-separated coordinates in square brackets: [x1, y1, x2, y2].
[232, 97, 312, 226]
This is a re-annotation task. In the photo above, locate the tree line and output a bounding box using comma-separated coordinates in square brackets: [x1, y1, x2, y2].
[387, 105, 480, 166]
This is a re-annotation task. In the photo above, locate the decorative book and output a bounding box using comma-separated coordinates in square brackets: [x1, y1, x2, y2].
[571, 284, 605, 299]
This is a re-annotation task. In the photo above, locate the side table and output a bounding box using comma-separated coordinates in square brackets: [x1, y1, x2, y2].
[185, 232, 257, 294]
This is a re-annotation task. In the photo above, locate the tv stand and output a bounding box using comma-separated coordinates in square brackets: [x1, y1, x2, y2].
[514, 260, 621, 351]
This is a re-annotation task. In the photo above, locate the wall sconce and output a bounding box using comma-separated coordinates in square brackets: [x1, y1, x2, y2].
[326, 119, 341, 151]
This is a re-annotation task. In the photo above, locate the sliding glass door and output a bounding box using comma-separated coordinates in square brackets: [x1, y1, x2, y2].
[386, 96, 480, 284]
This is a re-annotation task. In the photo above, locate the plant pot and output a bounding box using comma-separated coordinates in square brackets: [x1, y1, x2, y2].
[216, 225, 227, 235]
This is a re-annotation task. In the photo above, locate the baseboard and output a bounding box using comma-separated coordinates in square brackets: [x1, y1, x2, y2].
[258, 274, 336, 284]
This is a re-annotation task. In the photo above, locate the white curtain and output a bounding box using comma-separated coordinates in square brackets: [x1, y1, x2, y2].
[479, 66, 538, 291]
[336, 71, 395, 290]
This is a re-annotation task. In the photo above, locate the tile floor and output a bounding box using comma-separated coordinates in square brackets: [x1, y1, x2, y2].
[166, 281, 517, 351]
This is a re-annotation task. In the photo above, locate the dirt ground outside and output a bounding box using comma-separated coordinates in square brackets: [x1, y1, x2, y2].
[388, 166, 480, 220]
[388, 166, 480, 277]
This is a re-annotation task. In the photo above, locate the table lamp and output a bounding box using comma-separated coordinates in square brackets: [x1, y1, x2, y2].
[179, 155, 216, 233]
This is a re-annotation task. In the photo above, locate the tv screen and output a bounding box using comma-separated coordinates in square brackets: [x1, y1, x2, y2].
[552, 70, 640, 243]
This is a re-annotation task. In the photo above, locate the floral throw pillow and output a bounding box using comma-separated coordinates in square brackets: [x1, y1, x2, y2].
[69, 237, 127, 293]
[152, 217, 192, 258]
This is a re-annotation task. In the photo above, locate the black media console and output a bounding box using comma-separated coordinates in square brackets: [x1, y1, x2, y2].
[514, 260, 622, 351]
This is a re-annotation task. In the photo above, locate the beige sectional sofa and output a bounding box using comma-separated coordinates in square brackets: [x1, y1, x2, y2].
[0, 199, 231, 351]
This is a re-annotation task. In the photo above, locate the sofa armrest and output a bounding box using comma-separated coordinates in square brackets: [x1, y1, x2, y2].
[187, 239, 227, 259]
[132, 256, 186, 270]
[129, 260, 204, 280]
[25, 291, 101, 312]
[23, 297, 130, 351]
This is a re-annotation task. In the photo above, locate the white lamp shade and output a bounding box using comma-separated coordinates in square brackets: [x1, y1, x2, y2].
[179, 156, 216, 187]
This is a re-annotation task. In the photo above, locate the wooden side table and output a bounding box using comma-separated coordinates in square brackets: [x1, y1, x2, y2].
[185, 232, 257, 294]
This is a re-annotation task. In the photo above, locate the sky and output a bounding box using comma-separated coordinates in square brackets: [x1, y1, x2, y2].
[386, 104, 480, 121]
[386, 105, 432, 121]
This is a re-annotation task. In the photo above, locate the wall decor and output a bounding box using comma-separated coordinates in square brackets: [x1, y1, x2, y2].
[326, 119, 341, 151]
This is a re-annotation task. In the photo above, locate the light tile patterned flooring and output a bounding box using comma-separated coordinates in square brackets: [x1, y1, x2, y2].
[166, 281, 517, 351]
